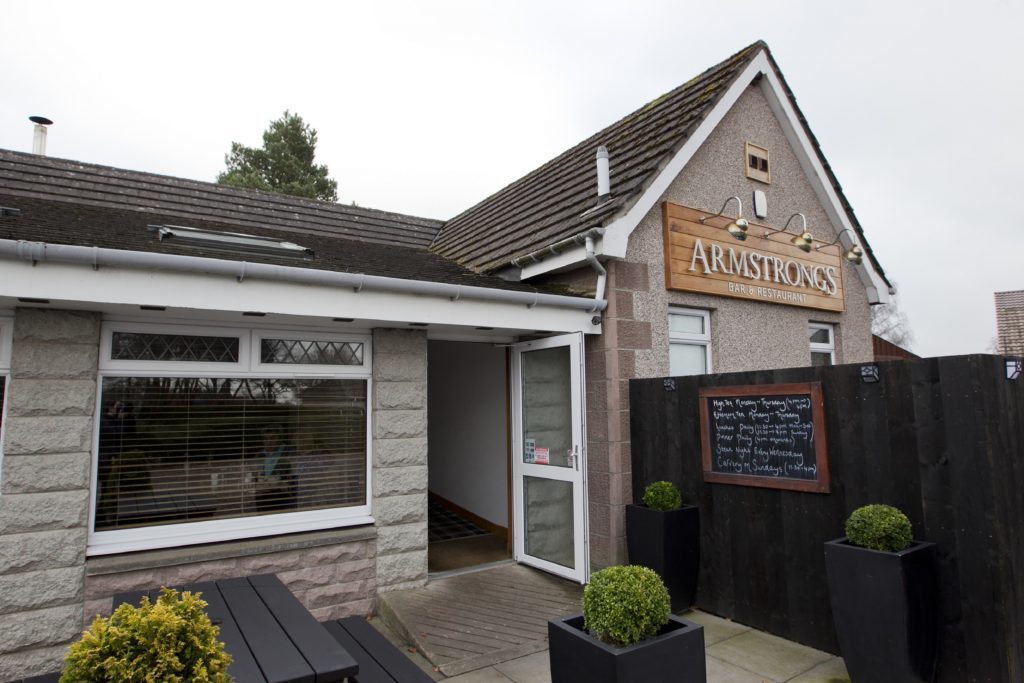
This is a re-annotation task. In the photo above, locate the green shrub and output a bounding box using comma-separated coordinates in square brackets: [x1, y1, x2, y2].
[61, 587, 232, 683]
[845, 504, 913, 553]
[583, 565, 671, 647]
[642, 481, 682, 511]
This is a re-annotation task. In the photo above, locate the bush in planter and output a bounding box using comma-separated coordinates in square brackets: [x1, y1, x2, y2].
[825, 504, 939, 682]
[628, 480, 699, 610]
[549, 565, 705, 682]
[845, 503, 913, 552]
[583, 565, 671, 647]
[642, 481, 682, 511]
[61, 587, 231, 683]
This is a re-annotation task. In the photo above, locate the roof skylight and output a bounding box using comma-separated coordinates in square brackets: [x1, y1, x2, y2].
[149, 224, 314, 260]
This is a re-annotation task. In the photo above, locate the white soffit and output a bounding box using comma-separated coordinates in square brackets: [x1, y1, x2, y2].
[0, 260, 602, 335]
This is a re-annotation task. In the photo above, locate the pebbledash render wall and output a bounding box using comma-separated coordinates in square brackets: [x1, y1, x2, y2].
[559, 84, 874, 569]
[0, 312, 427, 680]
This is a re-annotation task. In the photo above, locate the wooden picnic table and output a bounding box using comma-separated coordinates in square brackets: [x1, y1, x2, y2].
[114, 573, 358, 683]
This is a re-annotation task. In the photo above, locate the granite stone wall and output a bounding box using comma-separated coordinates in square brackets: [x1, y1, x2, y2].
[0, 308, 98, 681]
[583, 261, 645, 569]
[372, 328, 429, 592]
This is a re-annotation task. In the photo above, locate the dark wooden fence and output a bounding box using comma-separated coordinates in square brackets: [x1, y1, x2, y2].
[629, 355, 1023, 683]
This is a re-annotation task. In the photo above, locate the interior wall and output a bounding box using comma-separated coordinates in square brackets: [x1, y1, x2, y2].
[427, 340, 508, 527]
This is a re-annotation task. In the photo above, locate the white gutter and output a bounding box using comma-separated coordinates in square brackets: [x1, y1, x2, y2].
[0, 239, 608, 313]
[509, 228, 607, 314]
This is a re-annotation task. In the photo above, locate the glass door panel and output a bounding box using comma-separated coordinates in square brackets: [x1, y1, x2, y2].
[521, 346, 572, 468]
[524, 476, 575, 569]
[511, 333, 587, 583]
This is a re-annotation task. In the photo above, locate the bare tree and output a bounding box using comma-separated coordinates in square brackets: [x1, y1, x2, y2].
[871, 281, 915, 349]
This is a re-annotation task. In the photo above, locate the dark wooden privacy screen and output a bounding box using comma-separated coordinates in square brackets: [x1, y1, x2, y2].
[699, 382, 829, 493]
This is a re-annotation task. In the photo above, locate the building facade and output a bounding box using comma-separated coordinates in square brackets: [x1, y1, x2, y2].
[0, 41, 891, 679]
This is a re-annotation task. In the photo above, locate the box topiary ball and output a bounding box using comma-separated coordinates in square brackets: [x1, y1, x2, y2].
[642, 481, 682, 511]
[845, 504, 914, 553]
[61, 587, 232, 683]
[583, 565, 671, 647]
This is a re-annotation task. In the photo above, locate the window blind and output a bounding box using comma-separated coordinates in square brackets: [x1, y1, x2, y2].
[95, 376, 367, 532]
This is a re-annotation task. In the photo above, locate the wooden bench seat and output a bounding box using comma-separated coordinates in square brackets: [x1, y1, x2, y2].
[323, 617, 433, 683]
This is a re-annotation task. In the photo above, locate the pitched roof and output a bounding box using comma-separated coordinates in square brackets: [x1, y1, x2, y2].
[0, 192, 543, 294]
[995, 290, 1024, 355]
[431, 42, 766, 272]
[0, 149, 443, 249]
[430, 41, 891, 291]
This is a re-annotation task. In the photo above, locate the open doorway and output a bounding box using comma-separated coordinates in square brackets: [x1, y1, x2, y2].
[426, 340, 511, 574]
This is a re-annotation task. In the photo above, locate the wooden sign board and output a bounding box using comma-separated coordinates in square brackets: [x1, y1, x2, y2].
[663, 202, 845, 312]
[699, 382, 830, 493]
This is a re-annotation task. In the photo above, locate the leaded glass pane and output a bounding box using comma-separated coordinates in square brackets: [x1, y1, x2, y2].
[111, 332, 239, 362]
[260, 339, 363, 366]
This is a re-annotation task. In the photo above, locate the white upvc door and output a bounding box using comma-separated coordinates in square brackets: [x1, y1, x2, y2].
[511, 333, 588, 583]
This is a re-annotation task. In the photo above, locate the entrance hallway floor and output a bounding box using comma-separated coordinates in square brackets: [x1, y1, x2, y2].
[374, 564, 850, 682]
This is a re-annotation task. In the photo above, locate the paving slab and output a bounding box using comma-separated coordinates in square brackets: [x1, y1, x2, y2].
[682, 608, 753, 646]
[493, 650, 551, 683]
[787, 656, 850, 683]
[707, 629, 833, 682]
[706, 654, 779, 682]
[443, 668, 513, 682]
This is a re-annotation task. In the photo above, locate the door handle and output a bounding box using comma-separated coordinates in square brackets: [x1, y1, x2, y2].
[567, 445, 579, 471]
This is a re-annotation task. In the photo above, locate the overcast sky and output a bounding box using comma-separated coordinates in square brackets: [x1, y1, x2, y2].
[2, 0, 1021, 357]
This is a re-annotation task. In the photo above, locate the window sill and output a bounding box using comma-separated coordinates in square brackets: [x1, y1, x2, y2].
[86, 525, 376, 576]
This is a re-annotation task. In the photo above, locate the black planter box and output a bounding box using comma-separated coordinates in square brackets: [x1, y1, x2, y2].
[824, 538, 940, 683]
[548, 613, 705, 683]
[626, 504, 700, 611]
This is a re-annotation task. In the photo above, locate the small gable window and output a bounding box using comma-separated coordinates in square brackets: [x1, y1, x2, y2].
[745, 142, 770, 184]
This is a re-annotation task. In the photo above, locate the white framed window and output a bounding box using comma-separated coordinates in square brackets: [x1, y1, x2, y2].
[90, 321, 372, 556]
[669, 308, 712, 376]
[809, 323, 836, 366]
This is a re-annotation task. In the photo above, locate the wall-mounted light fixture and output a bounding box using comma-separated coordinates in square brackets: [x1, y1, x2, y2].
[860, 364, 881, 383]
[1007, 359, 1022, 381]
[814, 228, 864, 265]
[764, 213, 814, 253]
[699, 196, 748, 241]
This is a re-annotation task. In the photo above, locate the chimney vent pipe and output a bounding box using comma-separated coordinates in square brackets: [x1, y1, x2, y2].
[29, 116, 53, 156]
[596, 146, 610, 198]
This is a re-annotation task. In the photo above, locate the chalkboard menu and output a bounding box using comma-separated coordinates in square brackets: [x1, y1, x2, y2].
[699, 382, 830, 493]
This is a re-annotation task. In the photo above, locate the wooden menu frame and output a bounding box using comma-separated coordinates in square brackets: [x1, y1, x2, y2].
[699, 382, 830, 493]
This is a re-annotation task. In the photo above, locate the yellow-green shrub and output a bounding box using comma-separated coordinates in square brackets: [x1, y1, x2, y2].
[845, 504, 913, 553]
[642, 481, 682, 511]
[583, 565, 671, 647]
[61, 587, 232, 683]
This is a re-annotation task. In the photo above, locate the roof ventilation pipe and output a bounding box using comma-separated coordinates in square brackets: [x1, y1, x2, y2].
[596, 146, 611, 198]
[29, 116, 53, 156]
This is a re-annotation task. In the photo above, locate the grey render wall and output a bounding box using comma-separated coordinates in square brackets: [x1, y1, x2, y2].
[0, 308, 98, 681]
[629, 84, 874, 377]
[372, 328, 429, 592]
